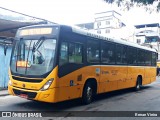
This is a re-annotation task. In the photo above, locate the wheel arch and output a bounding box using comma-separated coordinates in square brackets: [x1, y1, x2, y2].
[137, 75, 142, 85]
[82, 78, 98, 97]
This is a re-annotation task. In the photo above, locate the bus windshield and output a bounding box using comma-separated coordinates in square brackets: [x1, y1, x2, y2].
[10, 38, 57, 77]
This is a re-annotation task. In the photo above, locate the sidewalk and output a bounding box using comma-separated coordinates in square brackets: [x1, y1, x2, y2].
[0, 88, 9, 97]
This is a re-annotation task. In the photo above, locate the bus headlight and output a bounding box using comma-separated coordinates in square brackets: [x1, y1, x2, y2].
[40, 78, 54, 91]
[9, 80, 12, 86]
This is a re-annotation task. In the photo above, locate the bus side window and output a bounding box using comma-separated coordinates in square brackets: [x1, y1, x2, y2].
[69, 43, 83, 63]
[152, 52, 157, 66]
[59, 42, 83, 66]
[137, 49, 145, 66]
[59, 42, 68, 66]
[87, 40, 100, 63]
[145, 51, 151, 66]
[101, 42, 115, 64]
[128, 47, 137, 65]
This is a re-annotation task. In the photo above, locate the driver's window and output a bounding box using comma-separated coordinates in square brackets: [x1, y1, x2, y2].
[59, 42, 68, 66]
[59, 42, 83, 66]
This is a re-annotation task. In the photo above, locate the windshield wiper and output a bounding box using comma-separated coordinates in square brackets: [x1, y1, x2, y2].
[33, 37, 45, 52]
[15, 39, 24, 72]
[25, 40, 32, 74]
[31, 37, 45, 64]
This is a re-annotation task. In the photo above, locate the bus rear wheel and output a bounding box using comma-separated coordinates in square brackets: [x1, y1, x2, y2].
[135, 77, 142, 91]
[82, 82, 94, 105]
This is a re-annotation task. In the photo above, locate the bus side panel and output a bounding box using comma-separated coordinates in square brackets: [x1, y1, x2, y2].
[99, 66, 118, 93]
[143, 67, 152, 85]
[127, 67, 144, 87]
[116, 66, 128, 90]
[143, 67, 156, 85]
[57, 66, 100, 102]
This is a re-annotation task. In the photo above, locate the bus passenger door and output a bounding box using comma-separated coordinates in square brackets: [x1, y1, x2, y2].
[58, 41, 84, 101]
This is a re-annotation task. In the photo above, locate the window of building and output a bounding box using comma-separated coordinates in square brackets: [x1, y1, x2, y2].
[106, 21, 110, 25]
[137, 39, 141, 44]
[97, 29, 101, 34]
[105, 29, 110, 33]
[97, 22, 101, 28]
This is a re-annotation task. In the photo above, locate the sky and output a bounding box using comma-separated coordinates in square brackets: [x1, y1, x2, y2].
[0, 0, 159, 27]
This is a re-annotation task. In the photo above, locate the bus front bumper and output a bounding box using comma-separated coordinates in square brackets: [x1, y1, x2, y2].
[8, 85, 58, 103]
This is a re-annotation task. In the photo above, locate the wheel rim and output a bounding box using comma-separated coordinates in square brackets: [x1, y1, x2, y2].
[137, 81, 140, 89]
[86, 86, 92, 101]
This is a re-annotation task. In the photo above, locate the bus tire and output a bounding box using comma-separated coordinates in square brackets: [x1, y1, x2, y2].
[82, 82, 94, 105]
[135, 77, 142, 91]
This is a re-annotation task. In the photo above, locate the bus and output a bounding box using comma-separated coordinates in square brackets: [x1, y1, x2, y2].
[8, 24, 157, 104]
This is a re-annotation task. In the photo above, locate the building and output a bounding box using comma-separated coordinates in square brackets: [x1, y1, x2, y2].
[94, 10, 126, 38]
[134, 23, 160, 60]
[76, 10, 127, 40]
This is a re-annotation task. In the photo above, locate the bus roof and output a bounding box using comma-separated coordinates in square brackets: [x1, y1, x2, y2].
[17, 24, 157, 52]
[71, 26, 157, 52]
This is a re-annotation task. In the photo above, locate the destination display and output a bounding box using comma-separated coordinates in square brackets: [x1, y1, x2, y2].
[19, 28, 52, 36]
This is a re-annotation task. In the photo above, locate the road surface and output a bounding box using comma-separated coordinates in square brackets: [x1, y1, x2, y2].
[1, 77, 160, 120]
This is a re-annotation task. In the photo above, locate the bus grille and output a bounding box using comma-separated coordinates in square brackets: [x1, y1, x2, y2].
[12, 76, 43, 83]
[13, 89, 37, 99]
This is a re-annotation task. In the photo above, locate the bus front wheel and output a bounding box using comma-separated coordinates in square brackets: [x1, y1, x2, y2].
[82, 82, 94, 105]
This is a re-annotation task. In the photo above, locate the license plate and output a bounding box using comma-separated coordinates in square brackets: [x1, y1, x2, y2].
[19, 94, 28, 99]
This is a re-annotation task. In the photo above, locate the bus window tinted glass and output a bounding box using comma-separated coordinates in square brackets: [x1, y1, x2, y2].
[137, 50, 145, 66]
[121, 46, 127, 64]
[60, 42, 83, 66]
[145, 51, 151, 66]
[152, 52, 157, 66]
[128, 47, 137, 65]
[115, 45, 127, 64]
[101, 42, 115, 64]
[69, 43, 83, 63]
[59, 42, 68, 66]
[87, 40, 100, 63]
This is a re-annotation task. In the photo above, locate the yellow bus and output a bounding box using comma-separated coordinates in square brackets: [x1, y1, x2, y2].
[8, 24, 157, 104]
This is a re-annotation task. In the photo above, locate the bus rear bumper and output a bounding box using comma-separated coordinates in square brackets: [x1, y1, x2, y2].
[8, 85, 58, 103]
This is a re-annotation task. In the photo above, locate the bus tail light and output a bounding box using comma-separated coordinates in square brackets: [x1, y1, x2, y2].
[40, 78, 54, 91]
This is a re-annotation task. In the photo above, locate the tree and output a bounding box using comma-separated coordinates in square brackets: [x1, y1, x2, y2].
[103, 0, 160, 12]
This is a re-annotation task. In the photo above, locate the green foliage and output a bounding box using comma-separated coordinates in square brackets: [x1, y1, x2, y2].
[104, 0, 154, 4]
[131, 0, 154, 4]
[104, 0, 160, 12]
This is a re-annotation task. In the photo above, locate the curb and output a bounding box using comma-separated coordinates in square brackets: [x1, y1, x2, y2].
[0, 93, 9, 97]
[0, 88, 9, 97]
[0, 87, 8, 91]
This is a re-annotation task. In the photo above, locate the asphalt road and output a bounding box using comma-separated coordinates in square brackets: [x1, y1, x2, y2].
[1, 77, 160, 120]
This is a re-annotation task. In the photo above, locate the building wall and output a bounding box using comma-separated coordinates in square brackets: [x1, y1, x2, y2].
[94, 11, 128, 40]
[0, 45, 12, 88]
